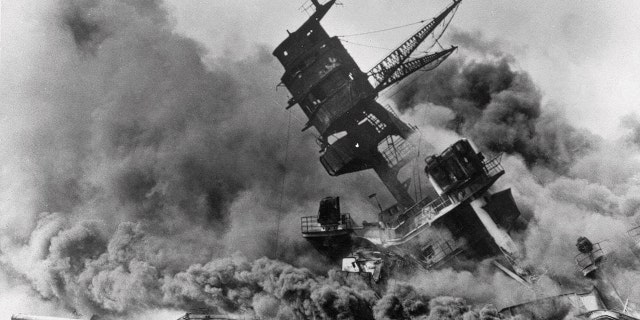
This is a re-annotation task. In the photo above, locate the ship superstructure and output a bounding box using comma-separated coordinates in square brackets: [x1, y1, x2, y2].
[359, 140, 523, 267]
[273, 0, 529, 284]
[273, 0, 458, 208]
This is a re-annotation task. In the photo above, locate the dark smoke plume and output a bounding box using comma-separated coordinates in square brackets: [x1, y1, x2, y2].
[373, 284, 506, 320]
[622, 113, 640, 146]
[394, 32, 596, 172]
[64, 7, 105, 53]
[391, 30, 640, 313]
[0, 0, 387, 317]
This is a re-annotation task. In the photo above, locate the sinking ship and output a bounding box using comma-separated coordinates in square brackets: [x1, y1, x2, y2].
[272, 0, 528, 282]
[270, 2, 640, 319]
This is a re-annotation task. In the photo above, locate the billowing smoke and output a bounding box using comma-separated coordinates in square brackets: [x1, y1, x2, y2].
[373, 283, 506, 320]
[394, 32, 596, 173]
[392, 30, 640, 314]
[622, 113, 640, 146]
[10, 217, 381, 318]
[2, 1, 640, 320]
[0, 0, 386, 317]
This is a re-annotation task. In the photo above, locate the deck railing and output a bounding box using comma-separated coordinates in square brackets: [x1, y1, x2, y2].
[299, 154, 504, 242]
[301, 214, 354, 233]
[421, 238, 461, 267]
[483, 153, 504, 176]
[575, 243, 605, 276]
[386, 153, 504, 239]
[629, 225, 640, 243]
[379, 135, 414, 167]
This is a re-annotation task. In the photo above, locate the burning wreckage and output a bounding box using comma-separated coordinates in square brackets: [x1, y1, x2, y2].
[10, 1, 640, 320]
[270, 0, 640, 319]
[273, 0, 526, 287]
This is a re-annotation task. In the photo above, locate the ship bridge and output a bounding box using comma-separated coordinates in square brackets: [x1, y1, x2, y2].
[380, 151, 505, 245]
[356, 139, 523, 270]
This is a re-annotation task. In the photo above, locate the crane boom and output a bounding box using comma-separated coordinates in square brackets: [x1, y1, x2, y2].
[375, 46, 457, 92]
[367, 0, 461, 89]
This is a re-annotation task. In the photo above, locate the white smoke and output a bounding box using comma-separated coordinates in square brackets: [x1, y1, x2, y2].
[385, 30, 640, 314]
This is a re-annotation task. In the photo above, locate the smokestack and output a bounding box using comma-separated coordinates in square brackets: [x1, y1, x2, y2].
[469, 197, 519, 257]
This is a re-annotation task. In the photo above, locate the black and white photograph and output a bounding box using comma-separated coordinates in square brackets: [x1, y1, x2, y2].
[1, 0, 640, 319]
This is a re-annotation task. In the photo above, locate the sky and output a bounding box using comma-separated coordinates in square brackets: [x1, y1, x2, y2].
[164, 0, 640, 139]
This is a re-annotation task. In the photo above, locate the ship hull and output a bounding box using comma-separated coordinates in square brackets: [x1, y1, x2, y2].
[303, 232, 354, 260]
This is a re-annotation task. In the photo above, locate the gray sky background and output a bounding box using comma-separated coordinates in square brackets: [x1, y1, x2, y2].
[164, 0, 640, 139]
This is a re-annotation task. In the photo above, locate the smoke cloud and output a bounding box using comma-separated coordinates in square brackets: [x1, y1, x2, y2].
[392, 30, 640, 315]
[394, 31, 597, 173]
[0, 0, 386, 317]
[621, 113, 640, 147]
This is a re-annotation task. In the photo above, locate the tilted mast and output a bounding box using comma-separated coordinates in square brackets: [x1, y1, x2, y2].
[274, 2, 540, 287]
[273, 0, 460, 208]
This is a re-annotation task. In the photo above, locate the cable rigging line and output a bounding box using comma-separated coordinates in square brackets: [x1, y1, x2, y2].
[414, 128, 424, 201]
[337, 19, 428, 38]
[340, 39, 393, 51]
[424, 4, 459, 53]
[275, 110, 292, 260]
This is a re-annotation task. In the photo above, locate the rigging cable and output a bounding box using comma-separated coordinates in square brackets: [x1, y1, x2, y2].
[415, 128, 423, 200]
[342, 40, 434, 61]
[275, 110, 293, 260]
[424, 4, 459, 53]
[340, 39, 393, 51]
[271, 96, 307, 127]
[412, 147, 419, 201]
[337, 19, 428, 38]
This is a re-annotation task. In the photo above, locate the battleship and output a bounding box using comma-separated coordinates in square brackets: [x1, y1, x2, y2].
[270, 0, 640, 319]
[272, 0, 528, 283]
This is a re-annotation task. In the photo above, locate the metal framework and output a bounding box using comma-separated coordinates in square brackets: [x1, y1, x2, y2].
[301, 214, 354, 233]
[374, 46, 457, 92]
[367, 0, 461, 90]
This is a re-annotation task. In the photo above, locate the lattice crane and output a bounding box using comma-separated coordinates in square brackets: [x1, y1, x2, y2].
[368, 0, 461, 92]
[375, 46, 457, 92]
